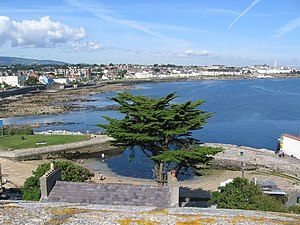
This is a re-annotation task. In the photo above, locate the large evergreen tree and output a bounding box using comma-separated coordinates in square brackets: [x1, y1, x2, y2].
[98, 92, 222, 183]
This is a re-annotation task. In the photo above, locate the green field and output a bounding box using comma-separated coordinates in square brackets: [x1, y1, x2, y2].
[0, 135, 90, 150]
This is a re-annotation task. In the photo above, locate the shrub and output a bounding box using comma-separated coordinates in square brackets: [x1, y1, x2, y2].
[21, 161, 94, 201]
[288, 205, 300, 214]
[210, 177, 288, 213]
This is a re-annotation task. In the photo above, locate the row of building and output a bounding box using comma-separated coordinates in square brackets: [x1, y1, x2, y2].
[0, 64, 297, 87]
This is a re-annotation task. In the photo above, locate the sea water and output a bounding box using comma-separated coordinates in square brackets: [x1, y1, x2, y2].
[4, 78, 300, 178]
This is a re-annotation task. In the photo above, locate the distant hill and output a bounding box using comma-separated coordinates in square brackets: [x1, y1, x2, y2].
[0, 56, 67, 65]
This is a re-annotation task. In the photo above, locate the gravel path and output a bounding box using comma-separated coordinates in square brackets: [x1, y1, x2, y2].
[1, 201, 300, 224]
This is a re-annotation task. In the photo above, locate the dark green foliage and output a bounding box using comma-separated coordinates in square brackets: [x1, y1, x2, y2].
[118, 69, 127, 78]
[25, 76, 39, 86]
[288, 205, 300, 214]
[152, 146, 222, 174]
[21, 161, 94, 201]
[210, 177, 288, 213]
[3, 127, 33, 136]
[98, 92, 222, 181]
[21, 176, 41, 201]
[54, 161, 94, 182]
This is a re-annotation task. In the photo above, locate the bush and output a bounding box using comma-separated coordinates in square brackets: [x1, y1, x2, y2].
[21, 161, 94, 201]
[288, 205, 300, 214]
[210, 177, 288, 213]
[21, 176, 41, 201]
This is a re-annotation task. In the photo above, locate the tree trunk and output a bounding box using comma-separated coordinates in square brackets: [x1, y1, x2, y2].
[154, 161, 165, 185]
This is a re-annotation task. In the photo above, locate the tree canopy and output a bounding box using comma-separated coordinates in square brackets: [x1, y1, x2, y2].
[98, 92, 222, 182]
[25, 76, 39, 86]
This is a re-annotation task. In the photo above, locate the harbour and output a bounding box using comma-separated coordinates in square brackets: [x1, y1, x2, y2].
[3, 78, 300, 179]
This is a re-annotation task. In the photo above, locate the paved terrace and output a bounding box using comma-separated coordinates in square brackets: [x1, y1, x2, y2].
[209, 143, 300, 178]
[1, 201, 300, 225]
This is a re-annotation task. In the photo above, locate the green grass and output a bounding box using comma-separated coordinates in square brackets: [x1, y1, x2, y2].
[0, 135, 90, 150]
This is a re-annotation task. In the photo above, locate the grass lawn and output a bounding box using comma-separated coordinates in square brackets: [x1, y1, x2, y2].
[0, 134, 90, 150]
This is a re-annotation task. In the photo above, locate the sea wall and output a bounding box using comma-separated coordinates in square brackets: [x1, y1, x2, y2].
[0, 86, 46, 98]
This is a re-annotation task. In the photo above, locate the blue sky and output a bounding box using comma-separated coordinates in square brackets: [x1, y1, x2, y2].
[0, 0, 300, 66]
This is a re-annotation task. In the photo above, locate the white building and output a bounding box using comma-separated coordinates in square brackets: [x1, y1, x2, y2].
[0, 75, 21, 87]
[53, 78, 70, 84]
[257, 68, 292, 74]
[279, 134, 300, 158]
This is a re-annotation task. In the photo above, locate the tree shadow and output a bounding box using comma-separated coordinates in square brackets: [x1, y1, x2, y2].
[179, 186, 212, 208]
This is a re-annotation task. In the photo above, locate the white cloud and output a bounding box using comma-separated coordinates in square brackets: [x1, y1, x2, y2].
[0, 16, 101, 50]
[140, 49, 210, 58]
[206, 8, 239, 16]
[275, 17, 300, 38]
[175, 49, 209, 58]
[69, 41, 103, 50]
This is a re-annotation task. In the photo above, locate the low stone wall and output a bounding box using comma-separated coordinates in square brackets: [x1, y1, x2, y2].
[0, 86, 46, 98]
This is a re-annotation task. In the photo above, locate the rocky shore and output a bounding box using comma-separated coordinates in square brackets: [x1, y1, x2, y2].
[0, 83, 133, 118]
[1, 75, 299, 118]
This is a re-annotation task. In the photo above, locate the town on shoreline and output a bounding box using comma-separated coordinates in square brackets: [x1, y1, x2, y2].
[1, 63, 300, 192]
[1, 62, 300, 89]
[1, 63, 300, 118]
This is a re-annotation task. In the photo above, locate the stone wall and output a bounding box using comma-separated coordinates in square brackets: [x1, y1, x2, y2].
[0, 86, 46, 98]
[40, 167, 61, 201]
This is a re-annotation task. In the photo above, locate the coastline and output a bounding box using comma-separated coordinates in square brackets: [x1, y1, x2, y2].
[0, 82, 133, 118]
[1, 75, 300, 191]
[1, 74, 300, 119]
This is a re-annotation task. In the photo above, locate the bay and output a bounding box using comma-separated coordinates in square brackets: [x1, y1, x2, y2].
[3, 78, 300, 178]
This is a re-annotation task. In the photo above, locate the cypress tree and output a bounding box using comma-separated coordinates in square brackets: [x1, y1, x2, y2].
[98, 92, 222, 183]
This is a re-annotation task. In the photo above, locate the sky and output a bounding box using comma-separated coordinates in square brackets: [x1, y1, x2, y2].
[0, 0, 300, 67]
